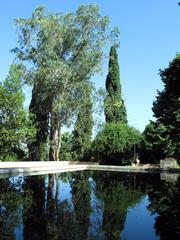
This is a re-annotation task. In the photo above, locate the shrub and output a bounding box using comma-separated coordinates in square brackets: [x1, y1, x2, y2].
[93, 123, 142, 165]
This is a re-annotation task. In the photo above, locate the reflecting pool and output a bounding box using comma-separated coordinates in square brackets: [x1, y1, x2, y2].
[0, 171, 180, 240]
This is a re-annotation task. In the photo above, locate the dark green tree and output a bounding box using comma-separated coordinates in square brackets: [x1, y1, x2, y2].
[152, 55, 180, 160]
[139, 55, 180, 163]
[60, 132, 73, 161]
[72, 85, 93, 160]
[153, 55, 180, 128]
[139, 121, 173, 164]
[104, 46, 127, 123]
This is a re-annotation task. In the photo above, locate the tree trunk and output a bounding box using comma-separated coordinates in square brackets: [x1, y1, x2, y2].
[49, 112, 61, 161]
[55, 123, 62, 161]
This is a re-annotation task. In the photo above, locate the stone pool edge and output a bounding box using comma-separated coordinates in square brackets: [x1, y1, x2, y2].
[0, 161, 180, 177]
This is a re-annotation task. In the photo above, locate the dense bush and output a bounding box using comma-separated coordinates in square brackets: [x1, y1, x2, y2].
[93, 123, 142, 165]
[138, 121, 178, 164]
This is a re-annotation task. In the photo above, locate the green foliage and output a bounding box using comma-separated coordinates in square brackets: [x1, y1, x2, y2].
[0, 64, 36, 161]
[152, 55, 180, 128]
[104, 46, 127, 123]
[60, 132, 73, 161]
[72, 85, 93, 160]
[94, 123, 142, 165]
[139, 121, 177, 164]
[152, 55, 180, 160]
[141, 55, 180, 163]
[0, 178, 32, 238]
[0, 152, 21, 162]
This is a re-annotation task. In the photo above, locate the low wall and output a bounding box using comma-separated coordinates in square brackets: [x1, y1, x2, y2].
[0, 161, 180, 178]
[0, 161, 98, 169]
[0, 161, 99, 178]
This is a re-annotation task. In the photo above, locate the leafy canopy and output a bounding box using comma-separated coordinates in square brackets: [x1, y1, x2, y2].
[0, 64, 36, 161]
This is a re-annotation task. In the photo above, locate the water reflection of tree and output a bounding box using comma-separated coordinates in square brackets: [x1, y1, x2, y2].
[0, 177, 32, 240]
[70, 171, 91, 240]
[23, 175, 47, 240]
[23, 172, 90, 240]
[46, 171, 93, 240]
[4, 171, 179, 240]
[46, 173, 77, 240]
[92, 171, 143, 240]
[147, 176, 180, 240]
[0, 171, 145, 240]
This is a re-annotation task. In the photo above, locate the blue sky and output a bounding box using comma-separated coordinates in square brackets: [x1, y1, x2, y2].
[0, 0, 180, 131]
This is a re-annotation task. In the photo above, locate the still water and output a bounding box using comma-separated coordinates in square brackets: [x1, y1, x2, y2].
[0, 171, 180, 240]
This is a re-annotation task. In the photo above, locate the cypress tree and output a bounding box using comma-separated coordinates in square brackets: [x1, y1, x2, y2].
[104, 46, 127, 123]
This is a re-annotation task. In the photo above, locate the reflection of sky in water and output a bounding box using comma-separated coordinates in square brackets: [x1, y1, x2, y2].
[45, 175, 73, 203]
[59, 180, 72, 202]
[15, 224, 23, 240]
[121, 195, 159, 240]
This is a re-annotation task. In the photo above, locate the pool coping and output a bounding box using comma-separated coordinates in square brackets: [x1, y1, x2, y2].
[0, 161, 180, 178]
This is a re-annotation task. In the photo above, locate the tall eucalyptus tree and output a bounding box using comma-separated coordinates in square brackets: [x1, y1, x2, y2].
[13, 5, 119, 160]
